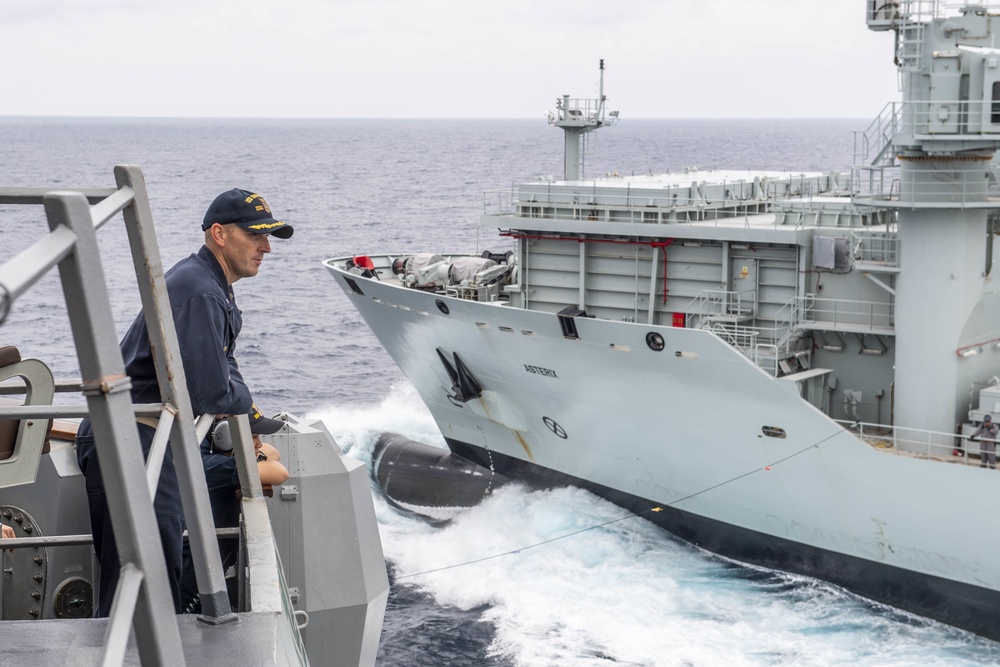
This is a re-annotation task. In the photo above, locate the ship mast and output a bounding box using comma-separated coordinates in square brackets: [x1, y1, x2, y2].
[550, 59, 619, 181]
[865, 0, 1000, 445]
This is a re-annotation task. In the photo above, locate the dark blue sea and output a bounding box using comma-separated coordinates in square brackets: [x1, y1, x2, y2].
[2, 116, 999, 666]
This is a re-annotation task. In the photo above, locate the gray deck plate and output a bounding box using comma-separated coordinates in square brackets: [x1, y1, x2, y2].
[0, 612, 285, 666]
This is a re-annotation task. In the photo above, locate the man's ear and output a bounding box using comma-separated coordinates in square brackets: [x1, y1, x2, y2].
[207, 223, 227, 247]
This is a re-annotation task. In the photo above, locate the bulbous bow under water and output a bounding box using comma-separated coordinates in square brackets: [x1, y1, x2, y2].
[372, 432, 510, 521]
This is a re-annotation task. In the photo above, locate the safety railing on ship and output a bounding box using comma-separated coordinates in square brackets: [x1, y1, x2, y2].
[870, 0, 1000, 27]
[852, 164, 901, 200]
[853, 97, 1000, 202]
[841, 419, 993, 467]
[688, 292, 896, 361]
[550, 96, 618, 126]
[853, 102, 902, 168]
[789, 295, 894, 332]
[686, 289, 756, 325]
[706, 322, 758, 350]
[851, 230, 900, 268]
[484, 172, 854, 224]
[894, 158, 999, 204]
[860, 169, 1000, 205]
[695, 319, 808, 377]
[0, 173, 199, 665]
[753, 343, 780, 378]
[895, 0, 1000, 23]
[483, 172, 848, 214]
[0, 168, 287, 666]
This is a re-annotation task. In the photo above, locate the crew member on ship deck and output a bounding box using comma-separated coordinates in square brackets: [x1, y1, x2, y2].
[970, 414, 998, 469]
[75, 188, 294, 616]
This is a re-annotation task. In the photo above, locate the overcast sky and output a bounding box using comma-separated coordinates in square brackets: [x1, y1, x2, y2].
[0, 0, 899, 119]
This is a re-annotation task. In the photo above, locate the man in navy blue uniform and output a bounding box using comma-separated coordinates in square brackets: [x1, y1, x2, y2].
[75, 188, 294, 616]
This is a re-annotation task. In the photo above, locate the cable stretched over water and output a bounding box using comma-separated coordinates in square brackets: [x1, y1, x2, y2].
[394, 424, 854, 580]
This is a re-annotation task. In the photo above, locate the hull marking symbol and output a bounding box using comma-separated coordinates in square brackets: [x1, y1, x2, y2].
[543, 417, 567, 439]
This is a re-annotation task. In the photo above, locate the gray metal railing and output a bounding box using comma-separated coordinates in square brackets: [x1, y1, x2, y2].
[851, 231, 900, 268]
[706, 322, 759, 350]
[686, 289, 757, 327]
[854, 102, 902, 168]
[484, 172, 850, 220]
[843, 419, 991, 467]
[0, 167, 245, 666]
[753, 343, 780, 378]
[852, 96, 1000, 202]
[551, 96, 614, 125]
[789, 295, 894, 331]
[897, 1, 1000, 23]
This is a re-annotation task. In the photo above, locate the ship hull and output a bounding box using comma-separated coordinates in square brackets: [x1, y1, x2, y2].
[448, 436, 1000, 640]
[326, 257, 1000, 641]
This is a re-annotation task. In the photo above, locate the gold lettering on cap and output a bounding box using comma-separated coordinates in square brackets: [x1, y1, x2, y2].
[244, 193, 271, 214]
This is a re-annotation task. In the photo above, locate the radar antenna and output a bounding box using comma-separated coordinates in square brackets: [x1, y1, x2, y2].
[550, 59, 619, 180]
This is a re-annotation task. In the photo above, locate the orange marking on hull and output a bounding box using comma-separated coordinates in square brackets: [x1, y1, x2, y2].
[513, 431, 534, 462]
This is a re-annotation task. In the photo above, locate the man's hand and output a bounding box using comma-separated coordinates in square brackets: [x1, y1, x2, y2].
[2, 524, 15, 552]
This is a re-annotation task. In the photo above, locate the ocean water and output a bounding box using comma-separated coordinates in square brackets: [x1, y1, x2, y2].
[2, 116, 999, 666]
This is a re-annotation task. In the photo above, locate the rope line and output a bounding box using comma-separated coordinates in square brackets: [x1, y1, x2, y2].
[394, 424, 853, 580]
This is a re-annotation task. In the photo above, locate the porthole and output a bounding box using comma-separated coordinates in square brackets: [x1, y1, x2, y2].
[646, 332, 665, 351]
[761, 426, 786, 439]
[435, 299, 450, 315]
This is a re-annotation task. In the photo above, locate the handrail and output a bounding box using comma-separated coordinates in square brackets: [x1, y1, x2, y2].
[0, 167, 244, 665]
[708, 322, 758, 347]
[484, 171, 853, 220]
[841, 419, 992, 467]
[703, 291, 895, 369]
[13, 179, 189, 664]
[850, 230, 900, 268]
[895, 1, 1000, 23]
[853, 102, 901, 167]
[686, 289, 757, 325]
[789, 295, 894, 331]
[0, 225, 78, 311]
[753, 343, 779, 378]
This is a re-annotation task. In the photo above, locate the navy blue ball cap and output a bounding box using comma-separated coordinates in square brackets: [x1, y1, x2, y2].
[249, 404, 284, 435]
[202, 188, 294, 239]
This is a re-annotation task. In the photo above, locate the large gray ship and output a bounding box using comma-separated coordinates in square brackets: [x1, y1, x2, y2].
[326, 1, 1000, 641]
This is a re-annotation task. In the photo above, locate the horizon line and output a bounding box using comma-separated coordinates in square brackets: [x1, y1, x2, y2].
[0, 114, 874, 122]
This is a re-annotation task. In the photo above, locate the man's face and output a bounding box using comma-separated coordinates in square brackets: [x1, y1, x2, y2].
[220, 224, 271, 281]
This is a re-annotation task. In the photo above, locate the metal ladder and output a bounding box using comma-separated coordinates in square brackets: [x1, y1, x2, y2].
[896, 18, 925, 72]
[0, 165, 237, 666]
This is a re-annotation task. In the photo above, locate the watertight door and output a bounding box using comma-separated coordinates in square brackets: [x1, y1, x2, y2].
[730, 258, 757, 316]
